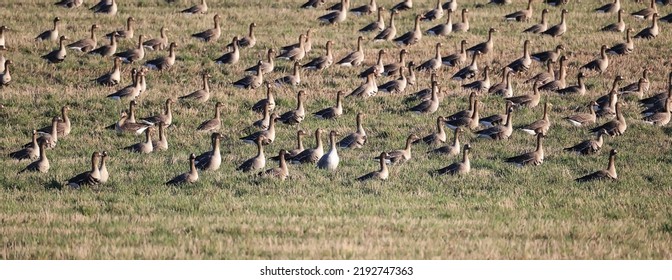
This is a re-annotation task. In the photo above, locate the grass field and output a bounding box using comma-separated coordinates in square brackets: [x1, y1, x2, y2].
[1, 0, 672, 259]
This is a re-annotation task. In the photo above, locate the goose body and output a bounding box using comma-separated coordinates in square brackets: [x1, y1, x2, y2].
[476, 108, 514, 140]
[123, 127, 154, 154]
[95, 57, 122, 86]
[179, 73, 211, 102]
[374, 9, 398, 41]
[575, 149, 618, 182]
[319, 0, 349, 24]
[489, 68, 514, 97]
[107, 71, 143, 101]
[18, 142, 49, 174]
[114, 112, 150, 135]
[337, 36, 365, 67]
[277, 34, 306, 61]
[166, 154, 199, 185]
[467, 28, 497, 55]
[233, 62, 264, 89]
[391, 0, 412, 11]
[504, 0, 533, 22]
[452, 51, 479, 81]
[303, 41, 333, 70]
[565, 129, 607, 155]
[192, 14, 221, 42]
[505, 133, 545, 166]
[634, 13, 659, 39]
[143, 27, 169, 51]
[542, 9, 568, 37]
[461, 66, 490, 92]
[195, 133, 223, 171]
[278, 91, 305, 125]
[602, 9, 625, 32]
[452, 9, 469, 32]
[523, 9, 548, 33]
[106, 17, 135, 40]
[564, 102, 598, 127]
[152, 122, 169, 151]
[89, 33, 117, 57]
[290, 129, 324, 164]
[506, 40, 531, 74]
[393, 14, 424, 46]
[433, 144, 471, 175]
[426, 9, 452, 36]
[37, 105, 71, 137]
[42, 36, 69, 64]
[260, 150, 289, 180]
[416, 116, 447, 145]
[237, 137, 266, 172]
[348, 73, 378, 98]
[520, 102, 551, 135]
[114, 35, 146, 63]
[445, 99, 480, 131]
[580, 45, 610, 73]
[272, 130, 308, 160]
[429, 127, 461, 156]
[360, 49, 386, 78]
[317, 131, 340, 171]
[410, 81, 440, 114]
[252, 84, 276, 113]
[357, 152, 389, 181]
[140, 98, 175, 126]
[591, 103, 627, 136]
[0, 59, 10, 86]
[145, 42, 177, 70]
[442, 40, 467, 67]
[35, 17, 60, 42]
[274, 62, 301, 86]
[314, 91, 343, 119]
[68, 24, 99, 52]
[246, 49, 275, 75]
[417, 43, 443, 72]
[382, 134, 419, 165]
[422, 0, 444, 21]
[215, 37, 240, 65]
[360, 7, 386, 32]
[181, 0, 208, 14]
[595, 0, 620, 13]
[92, 0, 117, 15]
[506, 82, 542, 108]
[338, 113, 367, 149]
[379, 67, 407, 94]
[241, 113, 278, 145]
[10, 130, 40, 161]
[631, 0, 658, 20]
[197, 102, 223, 132]
[557, 72, 586, 95]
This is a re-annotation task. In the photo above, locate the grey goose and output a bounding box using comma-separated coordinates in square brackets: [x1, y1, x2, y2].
[240, 113, 279, 145]
[55, 0, 83, 8]
[433, 144, 471, 176]
[0, 59, 12, 86]
[318, 0, 349, 24]
[67, 152, 102, 188]
[215, 37, 240, 65]
[415, 116, 448, 145]
[564, 101, 598, 127]
[94, 57, 122, 86]
[442, 40, 467, 67]
[429, 127, 461, 156]
[260, 150, 289, 181]
[564, 129, 608, 155]
[380, 134, 420, 165]
[88, 33, 117, 57]
[10, 130, 40, 161]
[523, 9, 548, 33]
[575, 149, 618, 182]
[152, 122, 169, 152]
[383, 49, 407, 76]
[591, 103, 627, 136]
[114, 35, 146, 63]
[123, 126, 154, 154]
[289, 128, 324, 164]
[278, 90, 305, 125]
[595, 0, 620, 13]
[271, 130, 308, 161]
[541, 9, 568, 37]
[504, 0, 533, 22]
[42, 36, 69, 64]
[274, 62, 301, 86]
[337, 112, 367, 148]
[602, 9, 625, 32]
[451, 8, 469, 32]
[143, 27, 169, 51]
[359, 49, 386, 78]
[140, 98, 176, 126]
[359, 6, 385, 32]
[607, 28, 634, 55]
[195, 133, 223, 171]
[373, 9, 398, 42]
[393, 14, 424, 46]
[68, 24, 99, 52]
[520, 102, 552, 135]
[426, 9, 452, 36]
[18, 141, 49, 174]
[179, 72, 211, 102]
[106, 17, 135, 40]
[114, 112, 150, 136]
[35, 17, 61, 42]
[252, 83, 276, 113]
[634, 13, 659, 39]
[181, 0, 208, 14]
[313, 91, 343, 119]
[476, 107, 514, 140]
[631, 0, 657, 20]
[416, 43, 443, 72]
[191, 14, 221, 42]
[38, 105, 71, 137]
[237, 136, 266, 172]
[351, 0, 377, 16]
[91, 0, 117, 15]
[337, 36, 365, 67]
[166, 153, 199, 186]
[422, 0, 444, 21]
[233, 62, 264, 89]
[197, 102, 223, 133]
[356, 152, 389, 181]
[99, 151, 109, 184]
[245, 49, 275, 75]
[303, 41, 333, 71]
[504, 133, 545, 166]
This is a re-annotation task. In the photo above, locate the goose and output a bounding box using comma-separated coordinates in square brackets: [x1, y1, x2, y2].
[595, 75, 625, 113]
[521, 102, 551, 135]
[546, 0, 567, 7]
[195, 133, 223, 170]
[523, 8, 548, 33]
[507, 82, 542, 108]
[565, 129, 608, 155]
[391, 0, 412, 11]
[152, 122, 168, 151]
[379, 134, 420, 165]
[114, 112, 150, 135]
[373, 9, 398, 41]
[359, 49, 386, 78]
[351, 0, 377, 15]
[416, 43, 443, 72]
[602, 9, 625, 32]
[166, 153, 199, 185]
[526, 60, 555, 85]
[575, 149, 618, 182]
[55, 0, 83, 8]
[640, 72, 671, 109]
[531, 45, 564, 64]
[145, 42, 177, 70]
[505, 0, 533, 22]
[383, 49, 407, 76]
[538, 56, 567, 91]
[35, 17, 60, 42]
[274, 62, 301, 86]
[240, 113, 279, 145]
[445, 99, 480, 131]
[237, 136, 266, 172]
[461, 66, 490, 92]
[123, 126, 154, 154]
[433, 144, 471, 175]
[38, 105, 71, 137]
[30, 116, 61, 149]
[114, 35, 145, 63]
[215, 37, 240, 65]
[415, 116, 447, 145]
[506, 40, 532, 73]
[245, 49, 275, 74]
[607, 28, 634, 55]
[452, 51, 479, 81]
[99, 151, 109, 183]
[632, 0, 657, 20]
[407, 72, 440, 102]
[476, 107, 514, 140]
[107, 70, 142, 100]
[89, 0, 109, 12]
[104, 99, 138, 129]
[253, 102, 271, 130]
[357, 152, 390, 181]
[277, 34, 306, 61]
[348, 73, 378, 97]
[447, 92, 476, 120]
[271, 130, 308, 161]
[406, 61, 417, 86]
[337, 36, 365, 67]
[505, 133, 545, 166]
[467, 28, 497, 55]
[595, 0, 620, 13]
[337, 113, 367, 148]
[261, 150, 290, 180]
[621, 78, 647, 100]
[451, 8, 469, 32]
[479, 101, 513, 128]
[0, 48, 5, 72]
[409, 81, 440, 114]
[489, 68, 514, 97]
[290, 128, 324, 164]
[106, 17, 134, 40]
[360, 7, 386, 32]
[580, 45, 610, 74]
[10, 130, 40, 161]
[281, 29, 313, 54]
[303, 41, 333, 71]
[197, 102, 223, 132]
[318, 0, 349, 24]
[303, 0, 325, 9]
[252, 83, 276, 113]
[143, 27, 169, 51]
[379, 67, 407, 94]
[191, 14, 221, 42]
[181, 0, 208, 14]
[489, 0, 512, 5]
[0, 26, 7, 49]
[140, 98, 175, 126]
[232, 62, 264, 89]
[278, 91, 306, 125]
[542, 9, 568, 37]
[634, 13, 659, 39]
[393, 14, 424, 46]
[227, 23, 256, 49]
[314, 91, 343, 119]
[68, 24, 98, 52]
[426, 9, 452, 36]
[591, 103, 627, 136]
[660, 11, 672, 22]
[556, 72, 586, 95]
[0, 59, 12, 86]
[179, 72, 211, 102]
[429, 127, 461, 156]
[642, 93, 671, 126]
[18, 141, 49, 174]
[317, 131, 340, 170]
[423, 0, 444, 21]
[442, 40, 467, 67]
[621, 69, 649, 94]
[92, 0, 117, 15]
[42, 36, 69, 64]
[89, 33, 117, 57]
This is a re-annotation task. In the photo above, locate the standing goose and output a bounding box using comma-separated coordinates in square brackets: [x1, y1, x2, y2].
[538, 56, 567, 91]
[30, 116, 61, 149]
[632, 0, 657, 20]
[38, 105, 71, 137]
[447, 92, 476, 120]
[416, 43, 443, 72]
[602, 9, 625, 32]
[140, 98, 175, 126]
[166, 154, 199, 186]
[426, 9, 452, 36]
[433, 144, 471, 175]
[461, 66, 490, 92]
[607, 28, 634, 55]
[442, 40, 467, 67]
[0, 47, 5, 72]
[241, 113, 279, 145]
[429, 127, 461, 156]
[35, 17, 60, 42]
[350, 0, 377, 16]
[506, 40, 532, 74]
[314, 91, 343, 119]
[580, 45, 610, 74]
[642, 93, 672, 126]
[445, 99, 480, 131]
[0, 26, 7, 49]
[452, 8, 470, 32]
[68, 24, 99, 52]
[596, 0, 620, 13]
[504, 0, 534, 22]
[415, 116, 448, 145]
[379, 67, 407, 94]
[317, 131, 340, 170]
[422, 0, 444, 21]
[595, 75, 625, 113]
[215, 37, 240, 65]
[591, 103, 627, 136]
[143, 27, 169, 51]
[409, 81, 440, 114]
[359, 49, 386, 78]
[634, 13, 659, 39]
[357, 152, 390, 181]
[191, 14, 221, 42]
[479, 101, 513, 128]
[542, 9, 568, 37]
[408, 72, 440, 102]
[179, 72, 211, 102]
[531, 44, 564, 64]
[152, 122, 169, 151]
[360, 7, 385, 32]
[42, 36, 69, 64]
[476, 107, 514, 140]
[89, 33, 117, 57]
[391, 0, 412, 11]
[252, 83, 276, 113]
[281, 29, 313, 54]
[197, 102, 223, 132]
[575, 149, 618, 182]
[245, 49, 275, 75]
[526, 60, 555, 85]
[278, 91, 305, 125]
[181, 0, 208, 14]
[556, 72, 586, 95]
[290, 129, 324, 164]
[99, 151, 109, 183]
[261, 150, 290, 180]
[383, 49, 407, 76]
[318, 0, 349, 24]
[10, 130, 40, 161]
[114, 112, 150, 135]
[521, 102, 551, 135]
[237, 136, 266, 172]
[123, 126, 154, 154]
[253, 103, 271, 130]
[467, 28, 497, 55]
[228, 23, 256, 49]
[337, 36, 365, 67]
[55, 0, 83, 8]
[337, 113, 367, 148]
[451, 51, 479, 81]
[442, 0, 457, 11]
[348, 73, 378, 98]
[373, 9, 398, 42]
[621, 69, 649, 94]
[274, 62, 301, 86]
[277, 34, 306, 61]
[622, 78, 647, 100]
[565, 129, 608, 155]
[145, 42, 177, 70]
[92, 0, 117, 15]
[380, 134, 420, 165]
[195, 133, 223, 171]
[303, 41, 333, 71]
[232, 62, 264, 89]
[107, 70, 142, 101]
[0, 59, 12, 86]
[505, 133, 545, 166]
[272, 130, 308, 160]
[393, 14, 424, 46]
[106, 17, 135, 40]
[507, 82, 542, 108]
[524, 8, 548, 33]
[18, 141, 49, 174]
[489, 67, 514, 97]
[114, 35, 145, 63]
[639, 71, 669, 110]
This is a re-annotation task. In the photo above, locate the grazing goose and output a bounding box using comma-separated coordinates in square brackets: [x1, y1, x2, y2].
[99, 151, 109, 183]
[442, 40, 467, 67]
[379, 67, 407, 94]
[523, 9, 548, 33]
[409, 81, 440, 114]
[18, 141, 49, 174]
[596, 0, 620, 13]
[479, 101, 513, 128]
[38, 105, 71, 137]
[461, 66, 490, 92]
[348, 73, 378, 98]
[245, 49, 275, 75]
[337, 36, 365, 67]
[580, 45, 609, 74]
[114, 112, 150, 135]
[107, 70, 142, 101]
[274, 62, 301, 86]
[0, 26, 7, 49]
[422, 0, 444, 21]
[634, 13, 659, 39]
[607, 28, 634, 55]
[383, 49, 407, 76]
[55, 0, 83, 8]
[602, 9, 625, 32]
[504, 0, 533, 22]
[228, 23, 256, 49]
[106, 17, 135, 40]
[10, 130, 40, 161]
[531, 44, 564, 64]
[68, 24, 98, 52]
[433, 144, 471, 175]
[407, 72, 440, 102]
[195, 133, 223, 170]
[260, 150, 289, 180]
[565, 129, 608, 155]
[505, 133, 545, 166]
[380, 134, 420, 165]
[181, 0, 208, 14]
[277, 34, 306, 61]
[237, 136, 266, 172]
[542, 9, 568, 37]
[642, 93, 671, 126]
[357, 152, 390, 181]
[191, 14, 221, 42]
[114, 35, 145, 63]
[67, 152, 102, 188]
[290, 129, 324, 164]
[140, 98, 175, 126]
[452, 51, 479, 81]
[621, 69, 649, 94]
[632, 0, 657, 20]
[278, 91, 305, 125]
[391, 0, 412, 11]
[240, 113, 279, 145]
[145, 42, 177, 70]
[314, 91, 343, 119]
[447, 92, 476, 120]
[152, 122, 168, 151]
[166, 153, 199, 186]
[429, 127, 461, 156]
[415, 116, 447, 145]
[445, 99, 480, 131]
[0, 59, 12, 86]
[197, 102, 223, 132]
[123, 126, 154, 154]
[89, 33, 117, 57]
[575, 149, 618, 182]
[179, 72, 211, 102]
[521, 102, 551, 135]
[476, 107, 514, 140]
[393, 14, 424, 46]
[591, 103, 627, 136]
[351, 0, 377, 15]
[253, 103, 271, 130]
[452, 8, 469, 32]
[42, 36, 69, 64]
[489, 68, 514, 97]
[359, 49, 386, 78]
[303, 41, 334, 71]
[143, 27, 169, 51]
[374, 9, 398, 42]
[467, 28, 497, 55]
[318, 0, 349, 24]
[35, 17, 60, 42]
[215, 37, 240, 65]
[92, 0, 117, 15]
[337, 113, 367, 148]
[317, 131, 340, 170]
[252, 83, 276, 113]
[507, 82, 542, 108]
[272, 130, 308, 161]
[416, 43, 443, 72]
[538, 56, 567, 91]
[426, 9, 452, 36]
[360, 7, 386, 32]
[506, 40, 532, 74]
[232, 62, 264, 89]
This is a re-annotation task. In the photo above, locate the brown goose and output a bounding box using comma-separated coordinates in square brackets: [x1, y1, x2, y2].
[351, 0, 377, 15]
[489, 68, 514, 97]
[542, 9, 568, 37]
[451, 51, 479, 81]
[114, 35, 145, 63]
[557, 72, 586, 95]
[442, 0, 457, 11]
[337, 36, 365, 67]
[591, 103, 627, 136]
[357, 152, 390, 181]
[467, 28, 497, 55]
[319, 0, 349, 24]
[271, 130, 308, 161]
[607, 28, 634, 55]
[383, 49, 407, 76]
[642, 93, 671, 126]
[181, 0, 208, 14]
[152, 122, 168, 151]
[393, 14, 424, 46]
[380, 134, 420, 165]
[391, 0, 412, 11]
[1, 60, 12, 86]
[35, 17, 60, 42]
[442, 39, 467, 67]
[179, 72, 211, 102]
[274, 62, 301, 86]
[379, 67, 407, 94]
[507, 82, 541, 108]
[505, 133, 545, 166]
[621, 69, 649, 94]
[447, 92, 476, 120]
[240, 113, 278, 145]
[565, 129, 608, 155]
[526, 60, 555, 85]
[359, 49, 386, 78]
[215, 37, 240, 65]
[98, 151, 109, 183]
[303, 41, 333, 71]
[317, 131, 340, 171]
[55, 0, 83, 8]
[106, 17, 134, 40]
[261, 150, 289, 180]
[191, 14, 221, 42]
[140, 98, 175, 126]
[373, 9, 398, 42]
[504, 0, 533, 22]
[197, 102, 223, 132]
[278, 90, 305, 125]
[38, 105, 71, 137]
[114, 112, 150, 135]
[410, 81, 440, 114]
[42, 36, 69, 64]
[195, 133, 223, 170]
[406, 61, 416, 86]
[595, 75, 625, 114]
[166, 153, 199, 185]
[476, 107, 514, 140]
[144, 42, 177, 70]
[290, 129, 324, 164]
[232, 62, 264, 89]
[277, 34, 306, 61]
[253, 103, 271, 130]
[228, 23, 256, 49]
[523, 8, 548, 33]
[479, 101, 513, 128]
[67, 152, 101, 188]
[407, 72, 440, 102]
[632, 0, 657, 20]
[634, 13, 659, 39]
[245, 49, 275, 74]
[602, 9, 625, 32]
[237, 136, 266, 172]
[123, 126, 154, 154]
[445, 99, 480, 131]
[68, 24, 98, 52]
[521, 102, 551, 135]
[415, 116, 447, 145]
[575, 149, 618, 182]
[143, 27, 169, 51]
[18, 141, 50, 174]
[0, 26, 7, 48]
[282, 29, 313, 54]
[348, 73, 378, 98]
[461, 66, 490, 92]
[92, 0, 117, 15]
[639, 71, 670, 109]
[429, 127, 461, 156]
[416, 43, 443, 72]
[10, 130, 40, 161]
[538, 56, 567, 91]
[451, 8, 469, 32]
[360, 6, 385, 32]
[89, 33, 117, 57]
[252, 83, 276, 113]
[596, 0, 620, 13]
[107, 70, 142, 101]
[531, 45, 564, 64]
[422, 0, 444, 21]
[314, 91, 343, 119]
[338, 113, 367, 148]
[580, 45, 609, 74]
[506, 40, 531, 73]
[426, 9, 452, 36]
[433, 144, 471, 176]
[31, 116, 61, 149]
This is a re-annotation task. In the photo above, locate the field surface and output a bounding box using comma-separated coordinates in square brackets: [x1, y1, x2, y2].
[1, 0, 672, 259]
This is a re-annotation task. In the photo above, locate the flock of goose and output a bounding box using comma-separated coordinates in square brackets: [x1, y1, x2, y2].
[2, 0, 672, 187]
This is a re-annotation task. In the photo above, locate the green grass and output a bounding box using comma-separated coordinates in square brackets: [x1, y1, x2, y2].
[1, 0, 672, 259]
